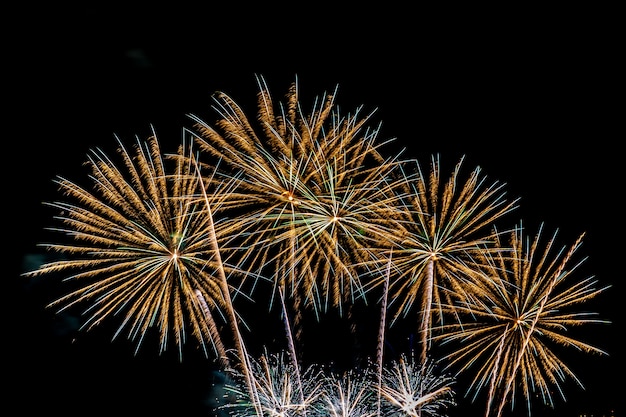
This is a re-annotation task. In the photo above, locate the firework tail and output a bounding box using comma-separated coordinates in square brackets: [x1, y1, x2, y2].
[279, 286, 306, 410]
[376, 249, 393, 416]
[195, 289, 230, 369]
[192, 156, 262, 415]
[415, 256, 436, 367]
[484, 323, 509, 417]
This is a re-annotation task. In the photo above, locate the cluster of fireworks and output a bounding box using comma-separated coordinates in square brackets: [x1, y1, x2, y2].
[24, 75, 610, 416]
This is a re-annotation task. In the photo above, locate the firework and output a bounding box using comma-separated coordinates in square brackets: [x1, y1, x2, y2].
[380, 154, 519, 364]
[221, 350, 325, 416]
[190, 75, 412, 322]
[319, 366, 378, 417]
[432, 222, 610, 416]
[22, 131, 251, 361]
[377, 354, 456, 417]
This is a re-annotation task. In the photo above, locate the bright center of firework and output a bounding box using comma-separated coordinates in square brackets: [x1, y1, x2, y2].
[280, 190, 300, 205]
[402, 400, 420, 413]
[171, 249, 179, 261]
[331, 216, 341, 222]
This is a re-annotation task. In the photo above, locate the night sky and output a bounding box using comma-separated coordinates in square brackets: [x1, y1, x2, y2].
[10, 5, 622, 416]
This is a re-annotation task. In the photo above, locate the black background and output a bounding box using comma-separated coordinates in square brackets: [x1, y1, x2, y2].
[8, 4, 622, 416]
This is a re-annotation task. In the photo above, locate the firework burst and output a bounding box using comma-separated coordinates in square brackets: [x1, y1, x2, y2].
[319, 366, 378, 417]
[221, 350, 325, 417]
[377, 354, 456, 417]
[189, 75, 412, 321]
[379, 154, 519, 364]
[23, 131, 251, 360]
[432, 222, 610, 416]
